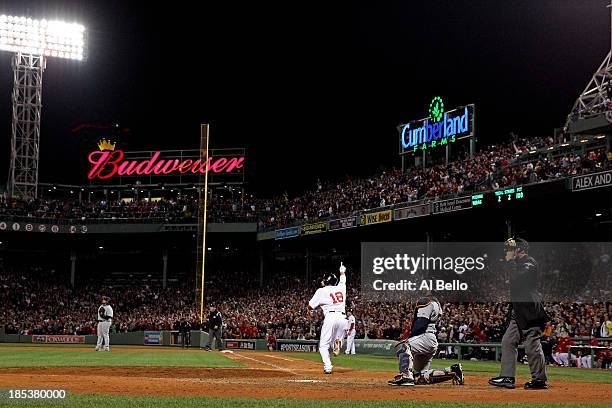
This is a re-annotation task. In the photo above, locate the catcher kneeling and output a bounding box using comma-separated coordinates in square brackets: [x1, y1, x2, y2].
[388, 294, 464, 386]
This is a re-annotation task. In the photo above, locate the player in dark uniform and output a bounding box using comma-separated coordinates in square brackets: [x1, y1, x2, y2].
[388, 293, 464, 386]
[489, 238, 549, 389]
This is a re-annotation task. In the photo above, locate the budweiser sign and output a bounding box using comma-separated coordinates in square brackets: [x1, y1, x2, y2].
[87, 150, 244, 180]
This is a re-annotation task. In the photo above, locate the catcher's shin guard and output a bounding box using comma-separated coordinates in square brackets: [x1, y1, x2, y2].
[397, 344, 414, 374]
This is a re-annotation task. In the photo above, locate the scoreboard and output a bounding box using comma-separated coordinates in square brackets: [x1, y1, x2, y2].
[494, 186, 524, 203]
[471, 186, 525, 208]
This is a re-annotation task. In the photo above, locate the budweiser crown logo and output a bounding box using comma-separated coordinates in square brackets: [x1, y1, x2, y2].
[97, 138, 116, 151]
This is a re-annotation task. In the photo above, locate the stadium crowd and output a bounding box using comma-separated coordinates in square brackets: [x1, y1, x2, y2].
[0, 136, 610, 368]
[2, 265, 610, 367]
[0, 139, 608, 229]
[256, 142, 608, 229]
[0, 195, 260, 224]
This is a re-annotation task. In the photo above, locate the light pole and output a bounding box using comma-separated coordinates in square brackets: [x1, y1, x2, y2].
[565, 2, 612, 132]
[0, 15, 86, 198]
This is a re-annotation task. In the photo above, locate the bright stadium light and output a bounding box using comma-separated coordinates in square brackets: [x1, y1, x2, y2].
[0, 15, 85, 60]
[0, 14, 86, 199]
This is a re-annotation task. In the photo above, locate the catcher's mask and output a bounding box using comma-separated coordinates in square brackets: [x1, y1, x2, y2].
[504, 237, 529, 254]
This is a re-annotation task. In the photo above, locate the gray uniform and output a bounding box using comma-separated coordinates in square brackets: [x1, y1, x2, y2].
[399, 298, 440, 374]
[499, 255, 547, 381]
[392, 297, 462, 385]
[96, 304, 113, 351]
[500, 315, 547, 380]
[407, 300, 440, 372]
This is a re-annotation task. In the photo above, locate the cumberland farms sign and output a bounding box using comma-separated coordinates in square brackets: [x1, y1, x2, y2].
[87, 141, 244, 180]
[399, 97, 475, 155]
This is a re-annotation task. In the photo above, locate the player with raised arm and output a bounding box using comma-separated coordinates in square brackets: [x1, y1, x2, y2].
[308, 262, 347, 374]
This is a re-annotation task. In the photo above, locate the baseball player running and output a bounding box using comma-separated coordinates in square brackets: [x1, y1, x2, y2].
[345, 311, 356, 355]
[95, 295, 113, 352]
[308, 262, 347, 374]
[388, 293, 463, 386]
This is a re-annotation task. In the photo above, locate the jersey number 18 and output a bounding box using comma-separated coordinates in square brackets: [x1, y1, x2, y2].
[329, 292, 344, 304]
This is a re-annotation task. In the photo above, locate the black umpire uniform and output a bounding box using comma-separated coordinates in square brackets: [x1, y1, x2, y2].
[204, 306, 224, 351]
[179, 318, 192, 348]
[490, 238, 549, 390]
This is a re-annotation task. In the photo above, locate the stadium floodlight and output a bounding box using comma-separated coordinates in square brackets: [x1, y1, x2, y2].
[0, 15, 85, 60]
[565, 1, 612, 133]
[0, 14, 86, 198]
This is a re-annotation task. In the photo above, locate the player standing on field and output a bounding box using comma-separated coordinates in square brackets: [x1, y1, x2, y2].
[345, 311, 356, 355]
[95, 296, 113, 352]
[308, 262, 347, 374]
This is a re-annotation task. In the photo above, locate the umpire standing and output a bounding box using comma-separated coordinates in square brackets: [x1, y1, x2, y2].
[489, 238, 549, 389]
[179, 318, 192, 348]
[204, 306, 224, 351]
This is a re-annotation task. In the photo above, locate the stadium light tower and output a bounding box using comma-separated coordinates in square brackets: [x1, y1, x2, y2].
[0, 15, 86, 198]
[565, 1, 612, 133]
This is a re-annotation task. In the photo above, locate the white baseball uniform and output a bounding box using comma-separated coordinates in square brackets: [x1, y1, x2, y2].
[345, 314, 356, 355]
[308, 274, 346, 372]
[96, 304, 113, 351]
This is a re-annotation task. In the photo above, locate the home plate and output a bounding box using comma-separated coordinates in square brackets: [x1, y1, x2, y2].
[220, 350, 234, 354]
[287, 379, 324, 383]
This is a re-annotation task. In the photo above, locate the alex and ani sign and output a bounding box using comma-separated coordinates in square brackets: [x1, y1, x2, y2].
[399, 97, 475, 155]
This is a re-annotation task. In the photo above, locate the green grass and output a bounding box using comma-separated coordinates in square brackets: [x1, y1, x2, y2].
[288, 354, 612, 384]
[0, 394, 608, 408]
[0, 345, 242, 368]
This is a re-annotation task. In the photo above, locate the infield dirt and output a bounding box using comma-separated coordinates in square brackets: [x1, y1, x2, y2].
[0, 347, 608, 404]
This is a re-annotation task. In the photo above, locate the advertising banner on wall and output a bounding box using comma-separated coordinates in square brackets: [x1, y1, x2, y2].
[431, 196, 473, 214]
[31, 335, 85, 344]
[393, 203, 430, 220]
[360, 210, 392, 226]
[571, 170, 612, 192]
[224, 339, 256, 350]
[277, 340, 318, 352]
[144, 331, 163, 345]
[275, 226, 300, 240]
[329, 216, 358, 231]
[300, 222, 327, 235]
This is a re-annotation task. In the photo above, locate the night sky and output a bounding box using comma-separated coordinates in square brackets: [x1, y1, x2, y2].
[0, 0, 609, 195]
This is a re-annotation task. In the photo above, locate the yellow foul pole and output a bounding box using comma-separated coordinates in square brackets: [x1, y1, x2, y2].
[199, 124, 210, 325]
